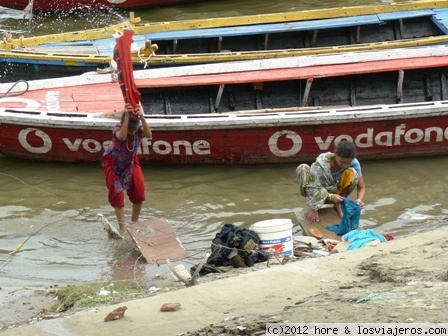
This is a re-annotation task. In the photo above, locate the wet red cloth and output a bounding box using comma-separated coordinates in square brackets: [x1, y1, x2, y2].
[113, 29, 141, 112]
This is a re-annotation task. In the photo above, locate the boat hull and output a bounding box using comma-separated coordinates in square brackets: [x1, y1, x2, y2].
[1, 103, 448, 165]
[2, 48, 448, 165]
[0, 0, 198, 11]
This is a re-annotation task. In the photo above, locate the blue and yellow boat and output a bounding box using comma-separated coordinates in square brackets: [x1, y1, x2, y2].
[2, 0, 448, 72]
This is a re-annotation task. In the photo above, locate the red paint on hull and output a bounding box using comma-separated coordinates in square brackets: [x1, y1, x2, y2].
[2, 49, 448, 165]
[1, 113, 448, 165]
[0, 0, 199, 11]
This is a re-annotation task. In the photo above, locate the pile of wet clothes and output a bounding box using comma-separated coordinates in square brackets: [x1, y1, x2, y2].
[293, 230, 394, 257]
[190, 223, 269, 276]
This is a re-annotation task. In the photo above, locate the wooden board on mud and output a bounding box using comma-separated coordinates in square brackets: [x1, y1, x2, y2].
[294, 207, 342, 241]
[126, 218, 189, 264]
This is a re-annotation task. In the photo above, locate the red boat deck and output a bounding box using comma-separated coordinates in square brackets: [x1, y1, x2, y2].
[136, 56, 448, 88]
[4, 55, 447, 115]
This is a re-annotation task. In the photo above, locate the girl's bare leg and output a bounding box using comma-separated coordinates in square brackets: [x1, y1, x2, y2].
[115, 206, 125, 230]
[132, 202, 142, 223]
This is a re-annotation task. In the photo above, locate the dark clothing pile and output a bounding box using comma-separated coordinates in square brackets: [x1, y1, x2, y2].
[191, 223, 269, 276]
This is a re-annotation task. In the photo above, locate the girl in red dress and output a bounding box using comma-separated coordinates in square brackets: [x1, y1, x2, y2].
[102, 104, 152, 230]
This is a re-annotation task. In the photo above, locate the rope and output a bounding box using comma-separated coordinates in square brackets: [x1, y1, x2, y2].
[0, 217, 68, 272]
[137, 47, 156, 69]
[0, 172, 63, 201]
[1, 80, 30, 98]
[0, 172, 67, 272]
[136, 40, 158, 69]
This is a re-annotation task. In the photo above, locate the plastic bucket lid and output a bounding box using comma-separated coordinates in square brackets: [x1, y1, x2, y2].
[252, 218, 292, 233]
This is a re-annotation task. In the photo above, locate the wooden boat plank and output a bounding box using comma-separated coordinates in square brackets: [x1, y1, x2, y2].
[126, 218, 189, 264]
[72, 94, 122, 103]
[59, 93, 122, 112]
[128, 0, 448, 34]
[38, 40, 117, 57]
[7, 86, 121, 113]
[135, 56, 448, 88]
[132, 15, 383, 41]
[0, 21, 135, 49]
[35, 14, 382, 54]
[93, 43, 115, 56]
[4, 35, 448, 68]
[67, 101, 123, 112]
[0, 51, 112, 65]
[376, 9, 435, 20]
[294, 208, 342, 241]
[38, 40, 115, 56]
[431, 12, 448, 34]
[37, 45, 99, 54]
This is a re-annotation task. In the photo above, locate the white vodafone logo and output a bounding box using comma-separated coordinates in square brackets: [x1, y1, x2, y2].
[268, 130, 302, 157]
[0, 97, 40, 111]
[18, 128, 52, 154]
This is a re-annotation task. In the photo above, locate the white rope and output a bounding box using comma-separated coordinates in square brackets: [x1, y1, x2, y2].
[137, 46, 156, 69]
[96, 59, 118, 82]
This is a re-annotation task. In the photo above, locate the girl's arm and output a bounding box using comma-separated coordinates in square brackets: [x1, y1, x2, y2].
[135, 105, 152, 138]
[115, 104, 134, 141]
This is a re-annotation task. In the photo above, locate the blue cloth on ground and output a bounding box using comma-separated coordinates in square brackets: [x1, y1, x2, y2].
[343, 229, 387, 251]
[326, 197, 360, 235]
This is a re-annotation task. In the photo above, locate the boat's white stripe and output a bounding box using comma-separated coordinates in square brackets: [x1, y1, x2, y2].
[1, 100, 447, 130]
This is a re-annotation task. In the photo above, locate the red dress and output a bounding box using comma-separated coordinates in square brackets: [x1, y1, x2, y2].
[102, 124, 145, 207]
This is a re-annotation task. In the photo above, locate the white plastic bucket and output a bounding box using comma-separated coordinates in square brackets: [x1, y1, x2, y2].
[251, 218, 293, 257]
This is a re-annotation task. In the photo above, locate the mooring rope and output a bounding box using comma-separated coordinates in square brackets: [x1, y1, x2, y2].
[137, 45, 156, 69]
[1, 80, 30, 98]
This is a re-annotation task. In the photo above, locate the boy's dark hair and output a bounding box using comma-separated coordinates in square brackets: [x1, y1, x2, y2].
[336, 141, 356, 159]
[120, 112, 139, 131]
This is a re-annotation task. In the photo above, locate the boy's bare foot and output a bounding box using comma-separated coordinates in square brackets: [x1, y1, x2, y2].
[307, 210, 320, 222]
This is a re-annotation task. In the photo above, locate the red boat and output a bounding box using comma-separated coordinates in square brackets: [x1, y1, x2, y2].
[1, 46, 448, 165]
[0, 0, 199, 12]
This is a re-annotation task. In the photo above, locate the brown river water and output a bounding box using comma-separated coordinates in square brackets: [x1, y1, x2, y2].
[0, 0, 447, 295]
